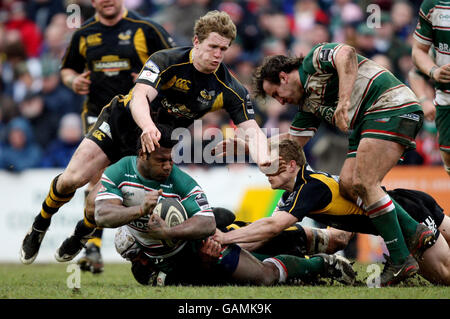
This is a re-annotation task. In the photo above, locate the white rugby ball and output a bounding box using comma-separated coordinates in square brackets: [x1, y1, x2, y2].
[152, 197, 188, 247]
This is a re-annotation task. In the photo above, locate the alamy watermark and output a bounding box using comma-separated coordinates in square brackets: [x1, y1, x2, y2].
[66, 263, 81, 289]
[366, 4, 381, 29]
[366, 263, 381, 288]
[66, 4, 81, 29]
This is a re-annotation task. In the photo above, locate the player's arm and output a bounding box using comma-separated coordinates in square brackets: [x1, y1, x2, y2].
[332, 45, 358, 132]
[95, 189, 162, 228]
[61, 68, 91, 95]
[213, 210, 297, 245]
[408, 67, 436, 121]
[412, 41, 450, 83]
[148, 214, 216, 241]
[129, 82, 161, 154]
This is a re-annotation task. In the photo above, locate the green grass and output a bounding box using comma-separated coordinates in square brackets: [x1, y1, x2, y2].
[0, 262, 449, 299]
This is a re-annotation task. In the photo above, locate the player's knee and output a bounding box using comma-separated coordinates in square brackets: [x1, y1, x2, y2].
[60, 169, 91, 191]
[261, 262, 280, 286]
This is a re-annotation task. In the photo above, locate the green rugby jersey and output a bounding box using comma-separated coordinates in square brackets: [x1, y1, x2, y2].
[414, 0, 450, 105]
[290, 43, 420, 136]
[96, 155, 213, 258]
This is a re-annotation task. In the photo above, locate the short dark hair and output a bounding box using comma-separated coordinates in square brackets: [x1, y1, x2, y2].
[253, 55, 303, 98]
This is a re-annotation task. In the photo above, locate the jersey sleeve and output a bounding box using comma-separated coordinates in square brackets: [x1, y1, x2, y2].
[60, 31, 86, 73]
[135, 50, 171, 89]
[302, 43, 346, 75]
[275, 180, 331, 221]
[289, 109, 321, 137]
[413, 0, 434, 46]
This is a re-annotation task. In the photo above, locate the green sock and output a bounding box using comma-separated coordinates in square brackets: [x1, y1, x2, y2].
[367, 196, 410, 265]
[272, 255, 325, 281]
[391, 198, 418, 239]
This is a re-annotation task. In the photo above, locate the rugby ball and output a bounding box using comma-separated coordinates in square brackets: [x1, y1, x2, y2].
[152, 197, 188, 247]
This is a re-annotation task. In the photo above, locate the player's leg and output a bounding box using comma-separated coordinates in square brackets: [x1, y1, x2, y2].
[439, 215, 450, 245]
[303, 227, 353, 255]
[435, 106, 450, 176]
[20, 139, 111, 264]
[78, 177, 105, 273]
[418, 233, 450, 285]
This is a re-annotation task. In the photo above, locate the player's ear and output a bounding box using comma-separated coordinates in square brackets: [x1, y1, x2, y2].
[279, 71, 288, 84]
[193, 35, 199, 47]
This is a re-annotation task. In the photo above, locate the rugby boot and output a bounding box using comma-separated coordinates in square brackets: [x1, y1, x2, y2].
[77, 243, 104, 274]
[20, 226, 47, 264]
[55, 235, 90, 262]
[380, 254, 418, 286]
[406, 223, 436, 261]
[313, 253, 356, 285]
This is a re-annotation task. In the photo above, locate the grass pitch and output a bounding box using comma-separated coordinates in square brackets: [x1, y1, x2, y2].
[1, 262, 449, 299]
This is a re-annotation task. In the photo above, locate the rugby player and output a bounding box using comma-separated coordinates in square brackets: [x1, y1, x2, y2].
[60, 0, 174, 273]
[20, 11, 273, 265]
[213, 139, 447, 286]
[412, 0, 450, 176]
[88, 130, 355, 286]
[251, 44, 435, 285]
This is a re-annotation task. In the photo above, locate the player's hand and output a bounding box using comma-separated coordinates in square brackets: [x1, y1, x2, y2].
[72, 71, 91, 95]
[147, 213, 169, 239]
[433, 64, 450, 83]
[199, 236, 222, 263]
[140, 125, 161, 156]
[140, 189, 163, 216]
[421, 99, 436, 121]
[211, 137, 248, 157]
[333, 100, 350, 132]
[262, 156, 287, 176]
[212, 228, 226, 244]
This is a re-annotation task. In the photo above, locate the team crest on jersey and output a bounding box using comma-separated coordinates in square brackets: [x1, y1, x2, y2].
[118, 29, 132, 45]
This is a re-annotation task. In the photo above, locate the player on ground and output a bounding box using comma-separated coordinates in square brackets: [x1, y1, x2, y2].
[20, 11, 273, 265]
[90, 133, 355, 286]
[213, 140, 442, 286]
[60, 0, 174, 274]
[251, 44, 435, 286]
[412, 0, 450, 176]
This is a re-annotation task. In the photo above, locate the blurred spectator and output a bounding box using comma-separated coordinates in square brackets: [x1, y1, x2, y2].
[0, 117, 42, 171]
[372, 53, 393, 72]
[18, 92, 59, 149]
[41, 113, 82, 168]
[26, 0, 65, 32]
[390, 0, 415, 41]
[5, 1, 43, 57]
[0, 94, 19, 142]
[355, 23, 377, 58]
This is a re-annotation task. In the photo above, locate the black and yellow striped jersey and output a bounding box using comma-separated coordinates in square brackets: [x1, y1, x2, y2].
[276, 165, 380, 233]
[61, 9, 174, 114]
[135, 46, 254, 128]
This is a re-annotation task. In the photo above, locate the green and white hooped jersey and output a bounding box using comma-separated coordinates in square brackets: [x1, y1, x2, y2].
[96, 156, 213, 258]
[290, 43, 420, 137]
[414, 0, 450, 105]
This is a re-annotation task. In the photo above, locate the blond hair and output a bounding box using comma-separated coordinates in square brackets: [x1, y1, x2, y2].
[270, 139, 306, 167]
[193, 10, 237, 43]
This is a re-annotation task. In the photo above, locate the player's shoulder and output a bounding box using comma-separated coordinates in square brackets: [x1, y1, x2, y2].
[104, 156, 137, 179]
[148, 46, 191, 69]
[420, 0, 441, 14]
[123, 10, 165, 30]
[71, 16, 100, 36]
[168, 165, 200, 194]
[214, 64, 248, 96]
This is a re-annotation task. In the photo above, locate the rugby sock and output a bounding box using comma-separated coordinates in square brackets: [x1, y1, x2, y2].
[87, 229, 103, 248]
[263, 255, 325, 283]
[33, 175, 75, 231]
[74, 219, 96, 239]
[391, 198, 419, 239]
[250, 252, 272, 261]
[366, 194, 410, 265]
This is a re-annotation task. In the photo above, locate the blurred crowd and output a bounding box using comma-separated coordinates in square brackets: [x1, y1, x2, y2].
[0, 0, 443, 174]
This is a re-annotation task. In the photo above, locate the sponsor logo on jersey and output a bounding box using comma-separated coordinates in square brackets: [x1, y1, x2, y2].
[161, 75, 191, 92]
[161, 98, 197, 119]
[319, 48, 334, 62]
[87, 33, 102, 46]
[195, 194, 210, 210]
[438, 42, 450, 53]
[399, 113, 420, 122]
[139, 70, 158, 83]
[93, 55, 131, 76]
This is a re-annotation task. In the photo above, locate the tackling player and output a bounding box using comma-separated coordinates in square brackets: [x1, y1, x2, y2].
[213, 139, 445, 286]
[60, 0, 174, 273]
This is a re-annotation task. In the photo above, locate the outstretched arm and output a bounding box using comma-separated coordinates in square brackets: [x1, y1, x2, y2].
[129, 83, 161, 154]
[148, 214, 216, 240]
[333, 45, 358, 132]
